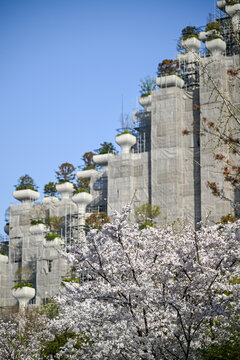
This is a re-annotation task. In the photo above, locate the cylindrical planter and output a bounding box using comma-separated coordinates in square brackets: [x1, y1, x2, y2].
[205, 38, 226, 57]
[42, 196, 59, 205]
[0, 254, 8, 263]
[181, 37, 201, 52]
[29, 223, 48, 235]
[72, 192, 93, 214]
[12, 287, 35, 309]
[139, 94, 152, 111]
[93, 153, 115, 172]
[43, 237, 63, 247]
[226, 4, 240, 32]
[198, 31, 208, 42]
[115, 133, 136, 155]
[156, 75, 184, 89]
[77, 169, 100, 179]
[56, 182, 74, 200]
[13, 189, 40, 204]
[217, 0, 226, 10]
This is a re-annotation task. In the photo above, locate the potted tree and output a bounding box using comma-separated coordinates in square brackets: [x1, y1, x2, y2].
[55, 162, 75, 199]
[93, 142, 116, 172]
[181, 26, 201, 52]
[13, 175, 40, 204]
[156, 59, 184, 88]
[42, 181, 59, 204]
[44, 232, 63, 247]
[138, 76, 156, 110]
[115, 130, 137, 155]
[12, 282, 35, 309]
[205, 21, 226, 57]
[72, 188, 93, 214]
[29, 219, 48, 235]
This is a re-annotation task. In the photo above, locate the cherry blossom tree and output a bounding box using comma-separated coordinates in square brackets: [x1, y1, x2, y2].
[57, 205, 240, 359]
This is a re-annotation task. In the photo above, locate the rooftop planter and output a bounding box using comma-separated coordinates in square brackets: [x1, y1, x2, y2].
[181, 37, 201, 52]
[205, 38, 226, 57]
[12, 283, 35, 309]
[72, 190, 93, 214]
[13, 189, 40, 204]
[115, 132, 136, 154]
[44, 233, 63, 247]
[0, 253, 8, 263]
[156, 75, 184, 89]
[77, 169, 100, 179]
[139, 94, 152, 111]
[42, 196, 60, 205]
[93, 153, 115, 172]
[29, 222, 48, 235]
[225, 2, 240, 31]
[56, 181, 74, 200]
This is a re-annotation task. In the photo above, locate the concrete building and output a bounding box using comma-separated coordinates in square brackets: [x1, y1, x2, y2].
[1, 1, 239, 309]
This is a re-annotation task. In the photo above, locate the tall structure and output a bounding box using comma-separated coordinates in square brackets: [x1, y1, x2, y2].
[1, 1, 239, 309]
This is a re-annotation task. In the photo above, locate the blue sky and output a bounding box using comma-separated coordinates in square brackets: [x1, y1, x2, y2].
[0, 0, 216, 233]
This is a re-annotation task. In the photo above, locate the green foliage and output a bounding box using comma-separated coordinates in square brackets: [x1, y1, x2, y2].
[117, 130, 133, 135]
[31, 219, 44, 225]
[96, 142, 116, 154]
[46, 216, 63, 232]
[74, 187, 89, 194]
[74, 177, 90, 193]
[43, 181, 57, 196]
[139, 221, 154, 230]
[0, 250, 7, 256]
[12, 282, 33, 289]
[135, 203, 160, 224]
[228, 1, 239, 5]
[39, 298, 60, 319]
[55, 162, 76, 183]
[198, 329, 240, 360]
[40, 329, 90, 360]
[139, 76, 156, 96]
[15, 174, 38, 191]
[181, 26, 199, 40]
[157, 59, 180, 77]
[206, 21, 222, 33]
[45, 233, 61, 241]
[62, 277, 80, 283]
[81, 152, 96, 170]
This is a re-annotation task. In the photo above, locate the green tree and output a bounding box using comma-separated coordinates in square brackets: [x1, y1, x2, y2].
[96, 142, 116, 154]
[81, 152, 96, 170]
[15, 174, 38, 191]
[139, 75, 156, 96]
[43, 182, 57, 196]
[135, 203, 160, 226]
[55, 162, 76, 183]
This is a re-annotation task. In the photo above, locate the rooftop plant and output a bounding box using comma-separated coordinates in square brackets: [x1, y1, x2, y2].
[96, 142, 116, 155]
[31, 219, 44, 225]
[157, 59, 180, 77]
[45, 233, 61, 241]
[15, 174, 38, 191]
[0, 250, 7, 256]
[74, 187, 89, 194]
[139, 76, 156, 97]
[43, 182, 57, 196]
[181, 26, 199, 40]
[205, 21, 223, 33]
[55, 162, 76, 183]
[12, 282, 33, 290]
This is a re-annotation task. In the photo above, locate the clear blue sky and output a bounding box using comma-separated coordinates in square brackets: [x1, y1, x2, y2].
[0, 0, 216, 233]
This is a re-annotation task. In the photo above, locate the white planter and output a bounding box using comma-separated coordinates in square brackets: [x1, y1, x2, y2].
[156, 75, 184, 89]
[206, 38, 226, 57]
[13, 189, 40, 204]
[226, 4, 240, 31]
[29, 223, 48, 235]
[77, 169, 100, 179]
[42, 196, 59, 205]
[115, 133, 136, 154]
[181, 37, 201, 52]
[56, 182, 74, 200]
[0, 254, 8, 263]
[93, 153, 115, 172]
[217, 0, 226, 10]
[72, 192, 93, 214]
[43, 237, 63, 247]
[139, 94, 152, 111]
[12, 286, 35, 308]
[198, 31, 208, 42]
